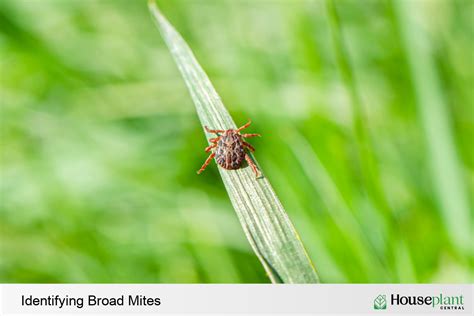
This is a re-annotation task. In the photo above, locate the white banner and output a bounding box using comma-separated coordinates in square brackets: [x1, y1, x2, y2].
[0, 284, 472, 315]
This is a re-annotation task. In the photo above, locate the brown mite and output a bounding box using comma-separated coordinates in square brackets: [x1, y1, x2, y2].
[197, 120, 261, 178]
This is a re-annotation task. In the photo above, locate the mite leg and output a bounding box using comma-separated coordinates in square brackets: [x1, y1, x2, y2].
[244, 154, 260, 178]
[243, 141, 255, 152]
[205, 126, 225, 134]
[197, 153, 216, 174]
[209, 137, 220, 143]
[237, 120, 252, 132]
[241, 133, 261, 138]
[205, 143, 217, 152]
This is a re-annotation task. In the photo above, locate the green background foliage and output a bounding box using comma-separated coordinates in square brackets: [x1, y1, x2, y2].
[0, 0, 472, 283]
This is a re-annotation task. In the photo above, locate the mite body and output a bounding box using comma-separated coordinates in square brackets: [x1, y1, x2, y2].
[215, 130, 245, 170]
[197, 120, 261, 177]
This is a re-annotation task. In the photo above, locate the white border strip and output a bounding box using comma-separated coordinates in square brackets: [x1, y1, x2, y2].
[1, 284, 472, 314]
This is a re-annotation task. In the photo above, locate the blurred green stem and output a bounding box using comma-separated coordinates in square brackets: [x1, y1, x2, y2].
[325, 0, 391, 218]
[325, 0, 397, 278]
[392, 0, 471, 254]
[289, 130, 390, 281]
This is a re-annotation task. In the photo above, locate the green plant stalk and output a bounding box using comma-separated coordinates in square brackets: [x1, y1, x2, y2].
[288, 130, 390, 281]
[392, 0, 471, 254]
[148, 0, 319, 283]
[325, 0, 397, 279]
[325, 0, 391, 218]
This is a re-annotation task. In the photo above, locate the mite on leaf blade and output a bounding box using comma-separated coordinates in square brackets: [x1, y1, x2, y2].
[197, 120, 261, 178]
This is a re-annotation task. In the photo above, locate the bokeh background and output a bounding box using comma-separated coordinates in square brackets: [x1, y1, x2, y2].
[1, 0, 472, 283]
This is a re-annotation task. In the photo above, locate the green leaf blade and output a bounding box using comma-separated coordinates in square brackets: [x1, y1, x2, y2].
[148, 0, 319, 283]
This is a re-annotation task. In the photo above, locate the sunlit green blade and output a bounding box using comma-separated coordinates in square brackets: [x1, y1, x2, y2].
[148, 0, 319, 283]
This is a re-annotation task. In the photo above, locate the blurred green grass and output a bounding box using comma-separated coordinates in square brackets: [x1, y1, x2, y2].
[0, 0, 472, 283]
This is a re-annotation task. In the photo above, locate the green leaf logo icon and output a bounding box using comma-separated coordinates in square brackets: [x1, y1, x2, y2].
[374, 294, 387, 310]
